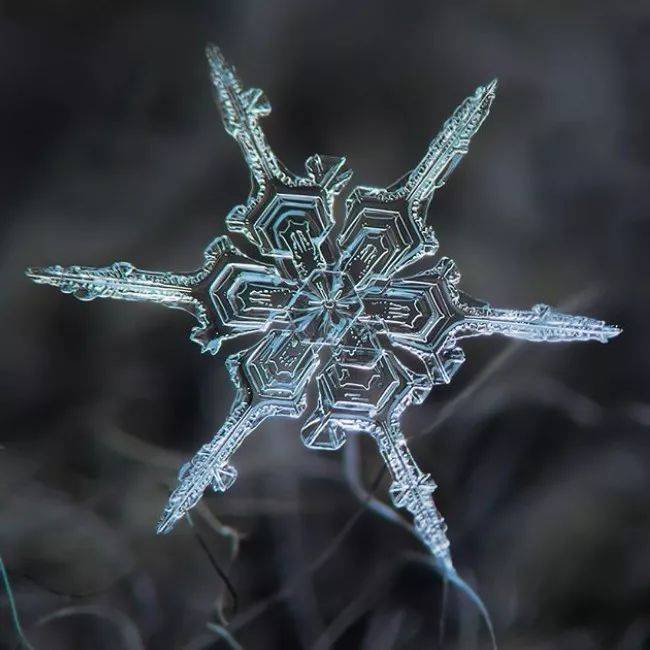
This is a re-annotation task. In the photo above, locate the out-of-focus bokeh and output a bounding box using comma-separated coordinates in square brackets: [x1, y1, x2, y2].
[1, 1, 648, 648]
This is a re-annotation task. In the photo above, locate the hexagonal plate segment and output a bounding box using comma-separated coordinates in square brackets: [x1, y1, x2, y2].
[244, 332, 318, 408]
[254, 193, 331, 257]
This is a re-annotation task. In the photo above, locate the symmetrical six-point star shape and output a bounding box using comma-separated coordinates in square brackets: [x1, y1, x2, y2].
[28, 45, 619, 572]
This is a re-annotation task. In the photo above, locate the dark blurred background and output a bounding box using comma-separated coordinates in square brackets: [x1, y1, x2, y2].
[1, 1, 648, 648]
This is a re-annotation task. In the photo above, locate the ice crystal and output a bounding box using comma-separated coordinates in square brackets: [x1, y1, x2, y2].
[27, 45, 620, 573]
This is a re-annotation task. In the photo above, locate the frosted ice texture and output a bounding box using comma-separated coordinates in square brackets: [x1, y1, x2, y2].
[27, 45, 620, 572]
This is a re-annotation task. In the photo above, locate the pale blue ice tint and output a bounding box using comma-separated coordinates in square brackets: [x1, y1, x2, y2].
[27, 45, 620, 573]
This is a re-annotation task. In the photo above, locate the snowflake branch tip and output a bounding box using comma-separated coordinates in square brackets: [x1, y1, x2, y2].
[485, 77, 498, 93]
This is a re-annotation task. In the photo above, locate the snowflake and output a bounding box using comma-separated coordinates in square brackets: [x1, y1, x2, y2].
[27, 45, 620, 572]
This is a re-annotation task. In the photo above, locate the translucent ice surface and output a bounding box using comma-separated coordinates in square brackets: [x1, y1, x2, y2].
[27, 45, 620, 573]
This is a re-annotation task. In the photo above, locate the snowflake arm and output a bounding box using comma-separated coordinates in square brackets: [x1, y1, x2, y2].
[26, 261, 203, 317]
[300, 326, 453, 565]
[159, 330, 319, 533]
[452, 295, 622, 343]
[361, 258, 620, 382]
[158, 331, 318, 533]
[338, 80, 496, 287]
[27, 236, 297, 355]
[207, 44, 352, 281]
[370, 419, 452, 570]
[158, 349, 259, 535]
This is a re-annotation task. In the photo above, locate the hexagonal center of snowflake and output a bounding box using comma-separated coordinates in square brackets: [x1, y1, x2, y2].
[287, 269, 363, 345]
